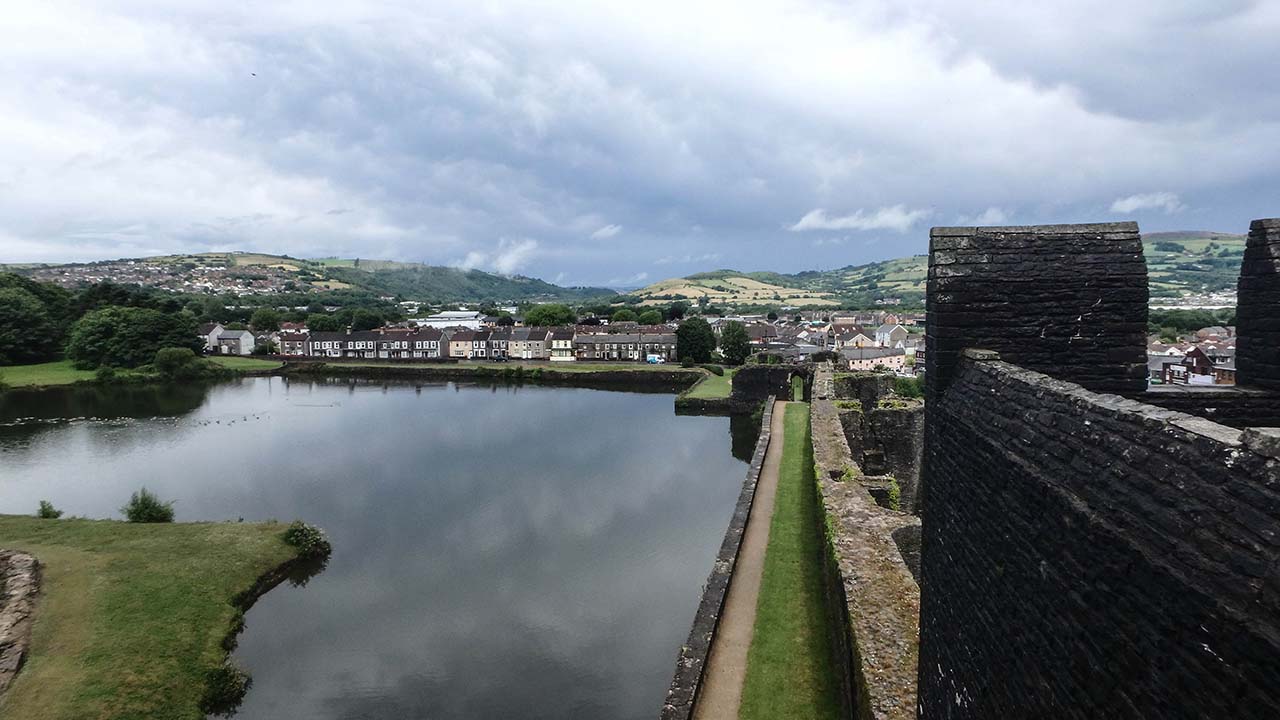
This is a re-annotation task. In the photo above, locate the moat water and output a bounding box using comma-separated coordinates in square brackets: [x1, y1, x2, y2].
[0, 377, 754, 719]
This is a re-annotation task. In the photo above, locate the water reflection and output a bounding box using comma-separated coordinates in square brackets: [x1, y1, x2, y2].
[0, 378, 748, 720]
[0, 381, 211, 424]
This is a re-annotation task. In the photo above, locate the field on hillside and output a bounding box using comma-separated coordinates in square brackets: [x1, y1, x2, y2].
[632, 275, 839, 307]
[632, 231, 1244, 309]
[1144, 232, 1246, 297]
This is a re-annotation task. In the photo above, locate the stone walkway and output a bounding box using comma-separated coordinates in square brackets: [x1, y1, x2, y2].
[692, 400, 786, 720]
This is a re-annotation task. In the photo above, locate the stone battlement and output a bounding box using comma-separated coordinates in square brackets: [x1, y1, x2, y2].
[920, 219, 1280, 719]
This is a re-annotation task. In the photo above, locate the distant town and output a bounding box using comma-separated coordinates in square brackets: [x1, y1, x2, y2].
[202, 308, 930, 374]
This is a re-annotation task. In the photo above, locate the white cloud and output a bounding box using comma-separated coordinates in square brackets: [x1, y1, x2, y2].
[811, 236, 846, 247]
[654, 252, 722, 265]
[1110, 192, 1186, 214]
[454, 251, 489, 271]
[789, 205, 931, 233]
[606, 271, 649, 286]
[956, 207, 1010, 225]
[453, 238, 539, 275]
[492, 238, 539, 275]
[590, 223, 622, 239]
[0, 1, 1275, 278]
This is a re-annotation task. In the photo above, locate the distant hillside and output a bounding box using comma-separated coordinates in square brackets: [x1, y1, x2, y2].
[631, 231, 1246, 308]
[1141, 231, 1246, 298]
[5, 252, 616, 305]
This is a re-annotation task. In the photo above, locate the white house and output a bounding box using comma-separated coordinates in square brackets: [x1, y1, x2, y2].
[198, 323, 225, 352]
[416, 311, 485, 330]
[841, 346, 907, 372]
[875, 323, 910, 348]
[216, 329, 255, 356]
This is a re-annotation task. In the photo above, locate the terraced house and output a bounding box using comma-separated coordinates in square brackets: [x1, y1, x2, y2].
[290, 328, 444, 359]
[549, 329, 575, 361]
[376, 327, 444, 359]
[574, 332, 677, 361]
[508, 328, 550, 359]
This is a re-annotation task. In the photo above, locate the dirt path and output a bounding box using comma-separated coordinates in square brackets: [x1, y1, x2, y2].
[692, 400, 787, 720]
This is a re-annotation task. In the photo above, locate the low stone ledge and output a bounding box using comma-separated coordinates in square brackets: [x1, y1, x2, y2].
[1242, 428, 1280, 459]
[0, 550, 40, 695]
[661, 397, 776, 720]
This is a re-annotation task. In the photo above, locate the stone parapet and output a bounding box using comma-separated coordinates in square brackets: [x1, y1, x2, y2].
[919, 352, 1280, 718]
[810, 364, 920, 720]
[1236, 218, 1280, 389]
[925, 222, 1148, 395]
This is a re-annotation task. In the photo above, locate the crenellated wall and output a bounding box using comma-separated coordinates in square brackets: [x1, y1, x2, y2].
[921, 353, 1280, 719]
[832, 372, 924, 515]
[920, 219, 1280, 719]
[811, 365, 920, 720]
[925, 223, 1149, 395]
[1236, 218, 1280, 389]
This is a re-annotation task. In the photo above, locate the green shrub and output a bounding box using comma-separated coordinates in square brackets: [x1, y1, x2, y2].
[37, 500, 63, 519]
[887, 479, 901, 511]
[200, 662, 252, 717]
[283, 521, 332, 558]
[122, 487, 175, 523]
[699, 363, 725, 376]
[893, 376, 924, 399]
[95, 366, 119, 383]
[155, 347, 199, 378]
[840, 466, 857, 482]
[680, 357, 696, 368]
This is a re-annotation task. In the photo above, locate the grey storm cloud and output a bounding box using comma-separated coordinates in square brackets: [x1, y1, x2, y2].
[1, 0, 1278, 284]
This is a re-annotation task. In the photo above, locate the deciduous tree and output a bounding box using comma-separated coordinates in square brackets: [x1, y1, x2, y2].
[720, 321, 751, 365]
[67, 307, 200, 369]
[250, 308, 281, 331]
[523, 303, 576, 326]
[637, 310, 663, 325]
[676, 317, 716, 363]
[0, 287, 61, 365]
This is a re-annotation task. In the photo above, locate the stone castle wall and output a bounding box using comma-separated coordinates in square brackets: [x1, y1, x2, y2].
[920, 219, 1280, 719]
[921, 353, 1280, 719]
[1237, 218, 1280, 389]
[925, 223, 1149, 395]
[811, 365, 920, 720]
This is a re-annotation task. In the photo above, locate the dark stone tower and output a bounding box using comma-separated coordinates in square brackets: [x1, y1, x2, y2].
[1235, 218, 1280, 389]
[924, 222, 1148, 396]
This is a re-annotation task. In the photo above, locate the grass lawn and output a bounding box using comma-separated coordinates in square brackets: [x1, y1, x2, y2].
[740, 403, 841, 720]
[0, 361, 96, 388]
[0, 516, 299, 720]
[684, 368, 736, 399]
[206, 355, 284, 371]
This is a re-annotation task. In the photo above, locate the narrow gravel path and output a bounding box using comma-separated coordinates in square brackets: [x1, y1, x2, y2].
[692, 400, 786, 720]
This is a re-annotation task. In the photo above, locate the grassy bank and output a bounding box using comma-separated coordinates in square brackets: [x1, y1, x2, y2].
[0, 356, 280, 390]
[206, 355, 285, 371]
[0, 516, 301, 719]
[740, 403, 841, 720]
[0, 361, 98, 388]
[684, 368, 737, 399]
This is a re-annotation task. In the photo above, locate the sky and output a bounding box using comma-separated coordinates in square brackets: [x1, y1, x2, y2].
[1, 1, 1278, 287]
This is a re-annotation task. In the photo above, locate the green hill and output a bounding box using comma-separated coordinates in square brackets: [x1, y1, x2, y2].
[633, 231, 1246, 308]
[4, 252, 616, 305]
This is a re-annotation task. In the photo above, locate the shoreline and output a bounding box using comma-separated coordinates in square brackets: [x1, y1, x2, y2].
[1, 358, 711, 393]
